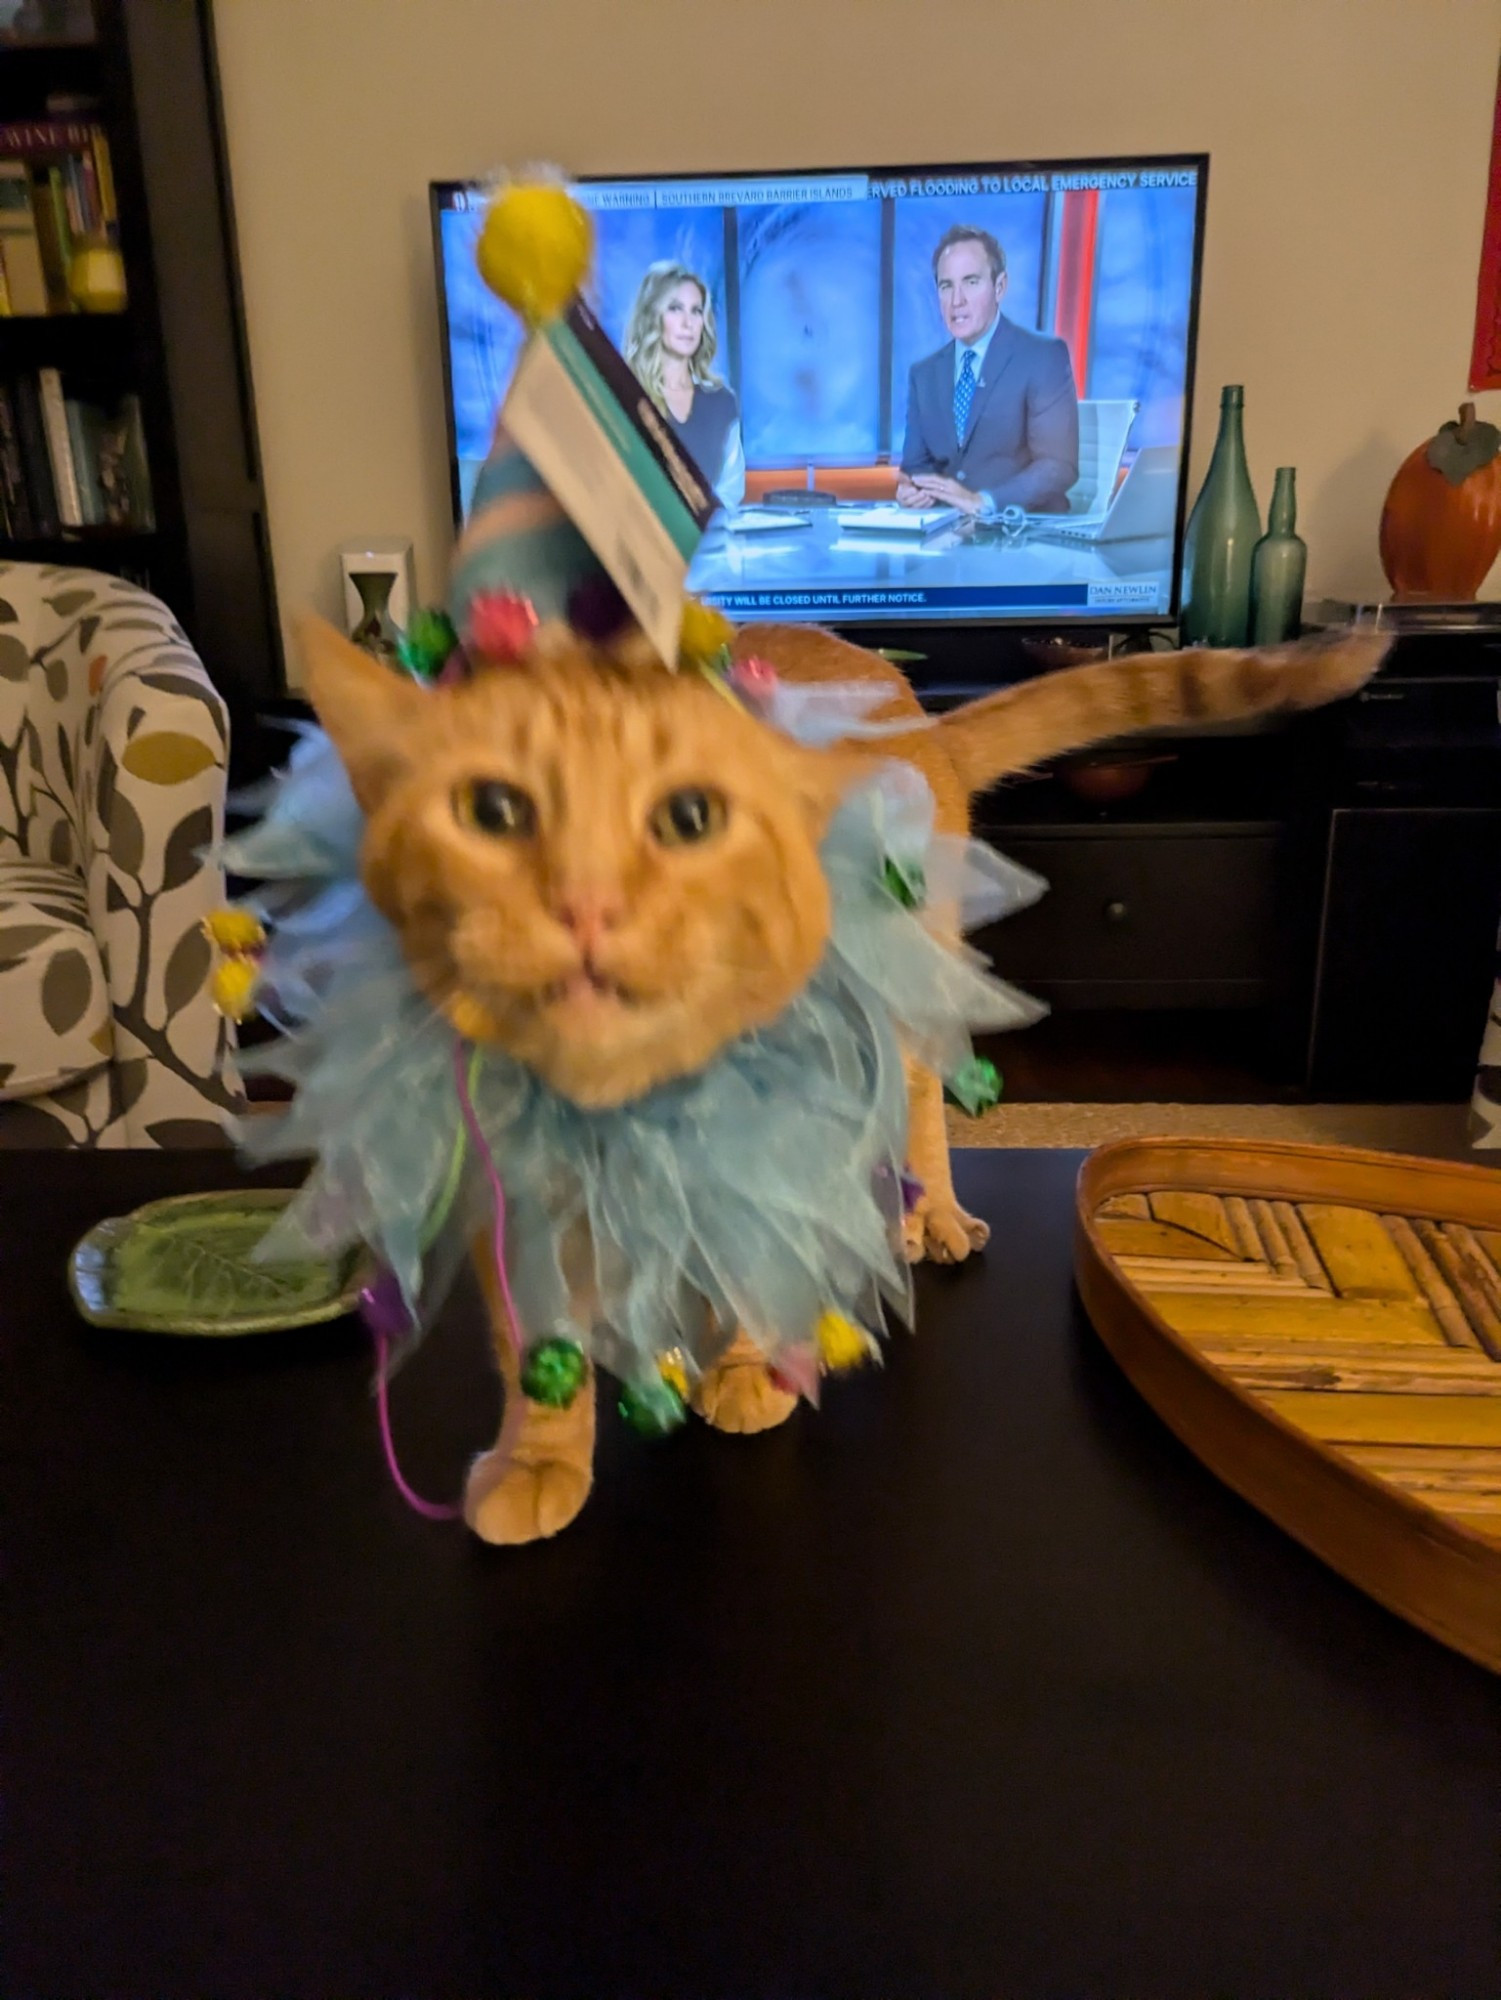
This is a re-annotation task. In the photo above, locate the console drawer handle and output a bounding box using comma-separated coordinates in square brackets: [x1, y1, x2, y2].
[1103, 898, 1130, 925]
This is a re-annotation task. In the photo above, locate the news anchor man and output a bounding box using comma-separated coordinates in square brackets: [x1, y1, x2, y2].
[898, 225, 1079, 516]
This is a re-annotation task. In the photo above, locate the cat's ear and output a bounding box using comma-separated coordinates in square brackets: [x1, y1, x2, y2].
[295, 613, 429, 812]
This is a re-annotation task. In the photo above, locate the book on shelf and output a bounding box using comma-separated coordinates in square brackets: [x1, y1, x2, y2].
[8, 372, 60, 535]
[0, 119, 122, 317]
[63, 389, 96, 522]
[66, 387, 152, 529]
[30, 168, 72, 312]
[0, 384, 33, 538]
[0, 368, 154, 543]
[0, 158, 49, 315]
[37, 364, 81, 523]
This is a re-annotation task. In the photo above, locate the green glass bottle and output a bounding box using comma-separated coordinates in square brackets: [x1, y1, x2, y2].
[1180, 385, 1261, 646]
[1250, 466, 1307, 643]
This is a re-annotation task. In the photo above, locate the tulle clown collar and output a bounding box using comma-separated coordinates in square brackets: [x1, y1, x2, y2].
[222, 673, 1045, 1417]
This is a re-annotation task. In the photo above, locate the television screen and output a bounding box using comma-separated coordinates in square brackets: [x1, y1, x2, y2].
[433, 156, 1206, 630]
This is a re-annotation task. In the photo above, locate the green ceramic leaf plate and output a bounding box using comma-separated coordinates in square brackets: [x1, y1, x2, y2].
[68, 1188, 369, 1336]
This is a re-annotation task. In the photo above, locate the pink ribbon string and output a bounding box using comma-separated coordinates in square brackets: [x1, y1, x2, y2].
[361, 1042, 527, 1523]
[372, 1337, 462, 1522]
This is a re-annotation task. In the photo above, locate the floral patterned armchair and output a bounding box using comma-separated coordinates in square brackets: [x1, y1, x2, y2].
[0, 562, 242, 1146]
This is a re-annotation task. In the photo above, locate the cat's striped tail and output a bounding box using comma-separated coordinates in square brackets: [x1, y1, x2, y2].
[926, 630, 1392, 797]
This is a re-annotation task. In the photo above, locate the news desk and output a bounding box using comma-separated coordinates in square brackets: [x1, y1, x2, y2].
[692, 504, 1175, 617]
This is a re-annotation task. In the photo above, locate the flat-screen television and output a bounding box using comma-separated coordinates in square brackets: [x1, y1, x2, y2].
[432, 155, 1207, 649]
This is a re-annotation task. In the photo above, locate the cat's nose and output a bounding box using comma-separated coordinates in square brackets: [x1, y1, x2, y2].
[555, 890, 623, 953]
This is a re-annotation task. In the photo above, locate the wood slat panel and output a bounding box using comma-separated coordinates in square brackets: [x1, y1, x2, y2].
[1273, 1201, 1333, 1292]
[1262, 1392, 1501, 1448]
[1146, 1191, 1240, 1256]
[1119, 1257, 1302, 1294]
[1342, 1445, 1501, 1494]
[1449, 1224, 1501, 1304]
[1222, 1195, 1265, 1264]
[1249, 1199, 1299, 1279]
[1193, 1345, 1501, 1395]
[1097, 1193, 1151, 1221]
[1299, 1204, 1423, 1301]
[1096, 1218, 1239, 1263]
[1383, 1215, 1484, 1351]
[1160, 1295, 1448, 1347]
[1436, 1225, 1501, 1359]
[1429, 1507, 1501, 1542]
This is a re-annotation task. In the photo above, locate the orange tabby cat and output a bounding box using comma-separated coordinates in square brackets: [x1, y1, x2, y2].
[298, 613, 1387, 1544]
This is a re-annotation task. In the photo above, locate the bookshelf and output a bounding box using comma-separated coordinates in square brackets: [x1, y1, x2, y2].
[0, 0, 282, 704]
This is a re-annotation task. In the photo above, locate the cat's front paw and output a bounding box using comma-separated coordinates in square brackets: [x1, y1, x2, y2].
[903, 1199, 990, 1265]
[464, 1428, 593, 1545]
[692, 1333, 799, 1434]
[465, 1451, 592, 1544]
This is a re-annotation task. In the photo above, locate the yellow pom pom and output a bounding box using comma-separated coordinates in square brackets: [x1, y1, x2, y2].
[678, 599, 735, 668]
[210, 955, 259, 1023]
[657, 1348, 690, 1399]
[476, 179, 593, 324]
[814, 1310, 875, 1374]
[447, 993, 499, 1044]
[202, 908, 265, 953]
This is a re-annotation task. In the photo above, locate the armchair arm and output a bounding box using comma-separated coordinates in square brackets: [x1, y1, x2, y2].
[80, 590, 243, 1142]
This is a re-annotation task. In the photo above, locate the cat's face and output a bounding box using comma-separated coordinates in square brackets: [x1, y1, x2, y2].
[298, 617, 863, 1108]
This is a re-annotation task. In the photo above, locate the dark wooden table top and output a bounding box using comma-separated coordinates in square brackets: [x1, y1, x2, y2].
[5, 1147, 1498, 1999]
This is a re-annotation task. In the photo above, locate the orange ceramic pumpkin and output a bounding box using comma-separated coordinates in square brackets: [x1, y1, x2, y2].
[1379, 401, 1501, 599]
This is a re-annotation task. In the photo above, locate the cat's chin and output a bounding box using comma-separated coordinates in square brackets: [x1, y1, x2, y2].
[441, 983, 698, 1109]
[441, 967, 816, 1110]
[529, 994, 709, 1109]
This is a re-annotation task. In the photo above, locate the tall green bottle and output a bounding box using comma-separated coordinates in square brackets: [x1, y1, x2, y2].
[1250, 466, 1307, 642]
[1180, 384, 1261, 646]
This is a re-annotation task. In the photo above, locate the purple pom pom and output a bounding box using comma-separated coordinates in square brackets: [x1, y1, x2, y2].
[568, 570, 630, 641]
[359, 1265, 414, 1344]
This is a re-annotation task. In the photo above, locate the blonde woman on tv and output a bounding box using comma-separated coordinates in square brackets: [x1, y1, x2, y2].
[624, 261, 745, 512]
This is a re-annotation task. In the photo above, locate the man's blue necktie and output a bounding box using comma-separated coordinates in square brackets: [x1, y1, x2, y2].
[954, 346, 977, 445]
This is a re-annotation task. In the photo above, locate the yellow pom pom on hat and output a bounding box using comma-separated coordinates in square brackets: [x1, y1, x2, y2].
[678, 598, 735, 668]
[476, 174, 593, 326]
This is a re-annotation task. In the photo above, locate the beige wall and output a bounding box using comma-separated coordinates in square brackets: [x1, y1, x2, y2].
[212, 0, 1501, 679]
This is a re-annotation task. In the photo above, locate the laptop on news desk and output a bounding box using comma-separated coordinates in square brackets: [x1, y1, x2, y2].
[1030, 444, 1179, 544]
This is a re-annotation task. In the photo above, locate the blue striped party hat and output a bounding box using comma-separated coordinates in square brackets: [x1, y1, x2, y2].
[447, 420, 623, 657]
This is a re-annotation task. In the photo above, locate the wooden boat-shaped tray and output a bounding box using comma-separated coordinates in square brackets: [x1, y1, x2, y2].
[1075, 1138, 1501, 1673]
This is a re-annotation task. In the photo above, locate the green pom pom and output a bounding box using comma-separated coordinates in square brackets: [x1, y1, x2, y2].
[396, 607, 458, 682]
[945, 1055, 1002, 1116]
[520, 1336, 588, 1408]
[882, 854, 927, 910]
[618, 1377, 687, 1438]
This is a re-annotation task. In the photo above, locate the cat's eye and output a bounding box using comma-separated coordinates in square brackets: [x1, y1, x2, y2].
[455, 778, 537, 839]
[649, 786, 727, 847]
